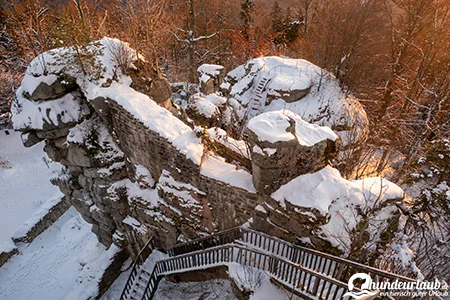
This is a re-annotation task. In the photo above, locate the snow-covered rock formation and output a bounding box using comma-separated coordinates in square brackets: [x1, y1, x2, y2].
[194, 57, 368, 145]
[247, 110, 339, 193]
[242, 110, 403, 255]
[11, 38, 405, 293]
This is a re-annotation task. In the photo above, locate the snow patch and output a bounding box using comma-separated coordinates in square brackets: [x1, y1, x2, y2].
[201, 155, 256, 192]
[248, 110, 338, 145]
[12, 92, 90, 130]
[0, 130, 62, 245]
[0, 239, 16, 253]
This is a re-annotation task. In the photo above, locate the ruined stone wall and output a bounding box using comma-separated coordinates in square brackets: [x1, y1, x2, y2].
[107, 100, 260, 249]
[108, 101, 200, 182]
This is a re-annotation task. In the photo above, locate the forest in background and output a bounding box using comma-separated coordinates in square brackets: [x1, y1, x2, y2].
[0, 0, 449, 281]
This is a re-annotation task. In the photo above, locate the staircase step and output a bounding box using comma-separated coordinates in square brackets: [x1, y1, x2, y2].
[139, 271, 150, 281]
[134, 286, 145, 294]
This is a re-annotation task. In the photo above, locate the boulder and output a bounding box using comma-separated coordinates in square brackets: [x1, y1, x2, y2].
[129, 63, 172, 107]
[21, 131, 43, 147]
[266, 74, 312, 103]
[36, 126, 71, 140]
[66, 146, 93, 167]
[31, 75, 77, 101]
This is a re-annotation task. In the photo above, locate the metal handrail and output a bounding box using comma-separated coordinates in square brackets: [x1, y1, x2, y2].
[167, 226, 415, 283]
[143, 244, 352, 300]
[119, 236, 155, 300]
[238, 227, 415, 283]
[134, 227, 416, 299]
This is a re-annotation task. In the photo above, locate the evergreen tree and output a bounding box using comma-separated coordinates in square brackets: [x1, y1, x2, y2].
[283, 8, 301, 44]
[271, 1, 284, 33]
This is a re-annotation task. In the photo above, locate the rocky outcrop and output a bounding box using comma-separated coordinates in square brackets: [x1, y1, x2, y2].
[129, 62, 173, 109]
[15, 84, 128, 247]
[220, 56, 369, 146]
[198, 64, 226, 95]
[247, 110, 339, 194]
[30, 76, 77, 101]
[11, 40, 405, 295]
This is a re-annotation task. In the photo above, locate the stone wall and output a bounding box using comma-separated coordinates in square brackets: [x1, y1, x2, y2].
[12, 197, 70, 243]
[108, 101, 201, 183]
[0, 247, 18, 268]
[107, 99, 260, 249]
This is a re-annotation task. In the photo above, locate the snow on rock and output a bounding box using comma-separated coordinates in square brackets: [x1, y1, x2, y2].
[66, 116, 124, 163]
[222, 56, 368, 145]
[135, 164, 155, 187]
[207, 127, 250, 158]
[159, 170, 205, 195]
[268, 73, 312, 91]
[20, 73, 60, 97]
[110, 179, 160, 208]
[188, 93, 223, 118]
[158, 170, 205, 213]
[200, 155, 256, 192]
[12, 92, 90, 131]
[198, 64, 225, 83]
[12, 38, 205, 165]
[247, 110, 338, 145]
[0, 208, 120, 300]
[272, 166, 404, 251]
[110, 177, 177, 225]
[122, 216, 148, 235]
[0, 240, 16, 254]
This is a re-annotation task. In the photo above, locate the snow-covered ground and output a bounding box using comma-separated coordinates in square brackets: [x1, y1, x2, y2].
[0, 207, 119, 300]
[0, 129, 119, 300]
[0, 129, 62, 246]
[154, 278, 238, 300]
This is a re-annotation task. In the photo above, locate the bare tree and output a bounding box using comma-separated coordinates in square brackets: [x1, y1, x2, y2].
[172, 0, 221, 83]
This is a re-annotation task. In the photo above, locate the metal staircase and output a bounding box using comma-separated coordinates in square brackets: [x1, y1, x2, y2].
[121, 227, 415, 300]
[238, 75, 270, 138]
[120, 237, 155, 300]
